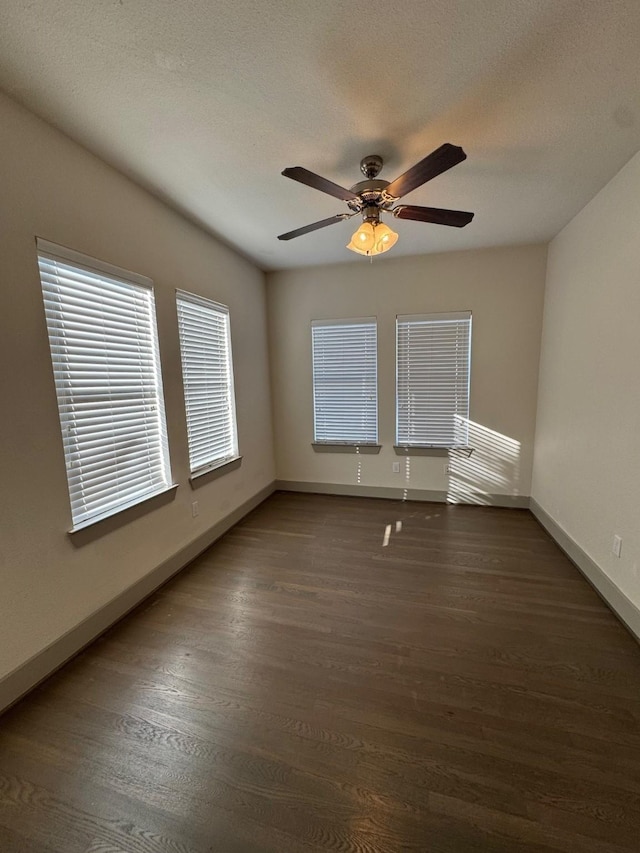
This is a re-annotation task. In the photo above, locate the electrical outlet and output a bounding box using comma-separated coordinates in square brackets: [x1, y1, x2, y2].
[191, 501, 199, 518]
[612, 534, 622, 558]
[392, 462, 400, 473]
[444, 464, 451, 475]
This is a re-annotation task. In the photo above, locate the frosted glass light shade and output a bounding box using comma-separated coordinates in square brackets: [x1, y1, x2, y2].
[373, 222, 398, 254]
[346, 221, 376, 255]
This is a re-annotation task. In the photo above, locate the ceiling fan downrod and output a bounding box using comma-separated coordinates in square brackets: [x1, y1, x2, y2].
[359, 154, 384, 179]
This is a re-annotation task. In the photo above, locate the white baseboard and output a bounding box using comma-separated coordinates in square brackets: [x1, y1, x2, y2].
[0, 482, 275, 715]
[530, 497, 640, 643]
[275, 479, 530, 508]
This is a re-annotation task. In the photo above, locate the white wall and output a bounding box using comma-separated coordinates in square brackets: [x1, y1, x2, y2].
[0, 92, 275, 690]
[267, 245, 547, 502]
[532, 150, 640, 608]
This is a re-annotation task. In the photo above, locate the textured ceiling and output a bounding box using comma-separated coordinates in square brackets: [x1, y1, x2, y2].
[1, 0, 640, 270]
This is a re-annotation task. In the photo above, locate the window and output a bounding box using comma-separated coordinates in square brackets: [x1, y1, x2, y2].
[176, 290, 238, 476]
[396, 311, 471, 448]
[311, 318, 378, 445]
[38, 239, 172, 530]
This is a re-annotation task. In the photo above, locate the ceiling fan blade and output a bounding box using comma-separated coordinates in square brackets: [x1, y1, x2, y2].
[394, 205, 474, 228]
[282, 167, 359, 202]
[385, 144, 467, 199]
[277, 214, 352, 241]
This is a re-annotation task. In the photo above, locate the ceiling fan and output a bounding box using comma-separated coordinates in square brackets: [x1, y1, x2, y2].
[277, 143, 474, 257]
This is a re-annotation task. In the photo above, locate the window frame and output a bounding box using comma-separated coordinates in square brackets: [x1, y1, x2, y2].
[37, 238, 174, 533]
[176, 289, 240, 481]
[311, 316, 379, 451]
[395, 311, 472, 451]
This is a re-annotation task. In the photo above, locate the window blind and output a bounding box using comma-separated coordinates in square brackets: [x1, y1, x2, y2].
[396, 312, 471, 447]
[176, 290, 238, 475]
[312, 318, 378, 444]
[37, 240, 172, 530]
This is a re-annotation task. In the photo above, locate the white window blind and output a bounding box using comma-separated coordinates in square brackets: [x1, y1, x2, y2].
[312, 318, 378, 444]
[176, 290, 238, 475]
[396, 311, 471, 447]
[37, 239, 172, 530]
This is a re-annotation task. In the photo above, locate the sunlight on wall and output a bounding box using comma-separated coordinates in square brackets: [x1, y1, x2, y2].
[447, 417, 521, 504]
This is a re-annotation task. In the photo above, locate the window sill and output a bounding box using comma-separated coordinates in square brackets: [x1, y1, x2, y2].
[394, 445, 473, 457]
[189, 455, 242, 488]
[68, 484, 179, 543]
[312, 443, 381, 455]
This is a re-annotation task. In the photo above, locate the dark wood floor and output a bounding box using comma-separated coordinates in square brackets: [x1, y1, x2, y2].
[2, 492, 640, 852]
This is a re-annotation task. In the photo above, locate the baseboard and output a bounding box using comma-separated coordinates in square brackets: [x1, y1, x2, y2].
[530, 497, 640, 643]
[0, 481, 276, 715]
[275, 480, 530, 508]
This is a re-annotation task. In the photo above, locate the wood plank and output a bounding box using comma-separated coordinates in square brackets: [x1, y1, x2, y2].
[1, 492, 640, 851]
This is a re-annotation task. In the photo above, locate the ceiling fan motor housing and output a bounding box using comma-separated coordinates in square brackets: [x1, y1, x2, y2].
[347, 179, 395, 213]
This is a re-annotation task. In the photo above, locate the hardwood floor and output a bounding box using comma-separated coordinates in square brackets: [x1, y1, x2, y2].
[2, 492, 640, 852]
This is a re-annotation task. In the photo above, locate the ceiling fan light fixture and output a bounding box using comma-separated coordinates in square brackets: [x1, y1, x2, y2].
[347, 221, 398, 257]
